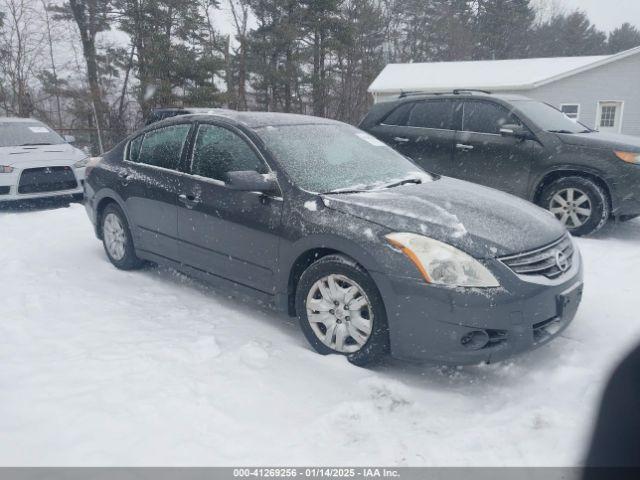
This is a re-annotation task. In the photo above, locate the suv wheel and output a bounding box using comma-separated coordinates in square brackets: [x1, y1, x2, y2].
[101, 203, 144, 270]
[539, 176, 609, 236]
[295, 254, 389, 367]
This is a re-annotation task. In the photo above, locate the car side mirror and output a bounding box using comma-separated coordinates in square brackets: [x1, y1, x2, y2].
[226, 170, 279, 195]
[500, 124, 532, 140]
[64, 135, 76, 143]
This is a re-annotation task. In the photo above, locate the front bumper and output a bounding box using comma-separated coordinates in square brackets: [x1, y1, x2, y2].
[0, 167, 85, 202]
[372, 251, 584, 365]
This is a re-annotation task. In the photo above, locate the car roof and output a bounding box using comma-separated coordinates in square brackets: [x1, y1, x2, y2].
[154, 111, 341, 129]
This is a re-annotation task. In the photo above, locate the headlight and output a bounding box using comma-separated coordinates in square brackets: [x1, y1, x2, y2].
[614, 151, 640, 164]
[0, 165, 14, 173]
[386, 232, 500, 288]
[74, 157, 90, 168]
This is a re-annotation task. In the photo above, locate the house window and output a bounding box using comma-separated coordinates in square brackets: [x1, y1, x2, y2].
[600, 105, 617, 127]
[560, 104, 580, 121]
[597, 101, 624, 132]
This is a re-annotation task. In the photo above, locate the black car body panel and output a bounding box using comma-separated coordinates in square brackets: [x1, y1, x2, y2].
[360, 93, 640, 219]
[85, 112, 583, 365]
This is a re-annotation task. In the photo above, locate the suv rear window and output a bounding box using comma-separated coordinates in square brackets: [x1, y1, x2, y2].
[382, 103, 414, 126]
[407, 101, 455, 130]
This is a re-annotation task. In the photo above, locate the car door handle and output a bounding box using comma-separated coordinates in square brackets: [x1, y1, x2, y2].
[456, 143, 474, 152]
[393, 136, 410, 143]
[178, 193, 201, 208]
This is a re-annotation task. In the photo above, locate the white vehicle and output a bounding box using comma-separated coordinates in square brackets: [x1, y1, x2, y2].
[0, 117, 88, 202]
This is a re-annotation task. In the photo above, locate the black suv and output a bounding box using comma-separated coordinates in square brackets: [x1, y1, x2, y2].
[360, 92, 640, 236]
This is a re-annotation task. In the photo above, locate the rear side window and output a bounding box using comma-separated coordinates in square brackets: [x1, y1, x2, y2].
[191, 124, 267, 182]
[134, 124, 191, 170]
[407, 101, 455, 130]
[462, 101, 521, 134]
[382, 102, 414, 126]
[128, 135, 143, 161]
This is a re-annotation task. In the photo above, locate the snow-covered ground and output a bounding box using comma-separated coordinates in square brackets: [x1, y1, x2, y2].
[1, 202, 639, 466]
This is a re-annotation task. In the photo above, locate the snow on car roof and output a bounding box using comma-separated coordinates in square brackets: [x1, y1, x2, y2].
[184, 111, 341, 128]
[0, 117, 44, 124]
[368, 47, 640, 94]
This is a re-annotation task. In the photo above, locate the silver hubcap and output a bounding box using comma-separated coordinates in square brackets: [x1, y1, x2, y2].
[103, 213, 127, 261]
[549, 188, 592, 229]
[306, 274, 373, 354]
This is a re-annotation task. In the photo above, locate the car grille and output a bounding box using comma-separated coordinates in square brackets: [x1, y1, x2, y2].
[0, 186, 9, 195]
[500, 235, 574, 279]
[18, 166, 77, 194]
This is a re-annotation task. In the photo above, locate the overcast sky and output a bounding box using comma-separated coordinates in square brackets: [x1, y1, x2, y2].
[559, 0, 640, 31]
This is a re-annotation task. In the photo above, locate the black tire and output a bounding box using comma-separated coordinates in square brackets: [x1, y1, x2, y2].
[100, 203, 144, 270]
[295, 254, 389, 367]
[539, 176, 609, 237]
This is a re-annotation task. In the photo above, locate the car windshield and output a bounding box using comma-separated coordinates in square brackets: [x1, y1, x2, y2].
[0, 122, 65, 147]
[256, 123, 431, 193]
[514, 100, 592, 134]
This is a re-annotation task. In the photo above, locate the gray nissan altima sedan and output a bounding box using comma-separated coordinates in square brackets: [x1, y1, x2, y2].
[83, 111, 583, 366]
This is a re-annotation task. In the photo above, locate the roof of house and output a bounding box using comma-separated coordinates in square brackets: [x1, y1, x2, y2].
[368, 46, 640, 94]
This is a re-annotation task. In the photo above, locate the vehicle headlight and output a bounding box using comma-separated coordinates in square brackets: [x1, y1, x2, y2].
[386, 232, 500, 288]
[614, 150, 640, 164]
[0, 165, 14, 173]
[74, 157, 90, 168]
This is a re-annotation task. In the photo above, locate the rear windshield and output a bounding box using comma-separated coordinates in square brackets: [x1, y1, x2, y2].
[0, 122, 65, 147]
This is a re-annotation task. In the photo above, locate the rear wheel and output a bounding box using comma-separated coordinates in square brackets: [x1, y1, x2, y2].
[539, 176, 609, 236]
[295, 254, 389, 367]
[101, 203, 144, 270]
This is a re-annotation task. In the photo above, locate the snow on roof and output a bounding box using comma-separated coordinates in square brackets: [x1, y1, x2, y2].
[369, 46, 640, 94]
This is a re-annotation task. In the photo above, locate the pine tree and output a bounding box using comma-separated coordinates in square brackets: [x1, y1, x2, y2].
[530, 11, 607, 57]
[474, 0, 536, 59]
[608, 23, 640, 54]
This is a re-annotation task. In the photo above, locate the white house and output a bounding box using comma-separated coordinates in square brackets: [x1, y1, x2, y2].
[368, 46, 640, 136]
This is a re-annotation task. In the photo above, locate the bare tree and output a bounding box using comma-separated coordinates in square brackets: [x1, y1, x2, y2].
[228, 0, 250, 110]
[0, 0, 45, 117]
[39, 0, 63, 127]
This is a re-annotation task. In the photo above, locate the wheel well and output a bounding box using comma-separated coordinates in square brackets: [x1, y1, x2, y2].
[95, 197, 117, 239]
[533, 171, 612, 209]
[286, 248, 341, 316]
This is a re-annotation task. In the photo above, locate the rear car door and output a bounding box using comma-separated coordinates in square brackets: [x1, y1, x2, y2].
[367, 99, 459, 174]
[176, 122, 283, 294]
[453, 100, 535, 197]
[120, 123, 193, 261]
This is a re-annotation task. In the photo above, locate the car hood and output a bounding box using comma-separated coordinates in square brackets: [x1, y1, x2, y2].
[0, 143, 86, 167]
[322, 177, 566, 258]
[555, 131, 640, 151]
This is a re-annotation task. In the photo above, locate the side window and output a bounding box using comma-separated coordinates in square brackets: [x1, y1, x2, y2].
[463, 102, 521, 134]
[128, 135, 143, 162]
[407, 100, 454, 130]
[191, 124, 268, 182]
[136, 124, 191, 170]
[382, 102, 414, 126]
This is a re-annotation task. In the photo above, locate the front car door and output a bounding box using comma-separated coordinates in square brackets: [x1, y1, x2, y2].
[453, 100, 535, 197]
[177, 122, 283, 294]
[120, 123, 193, 260]
[368, 99, 459, 174]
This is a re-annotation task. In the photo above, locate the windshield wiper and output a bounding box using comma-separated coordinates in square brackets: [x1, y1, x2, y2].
[379, 178, 423, 189]
[19, 142, 54, 146]
[547, 130, 576, 134]
[322, 188, 371, 195]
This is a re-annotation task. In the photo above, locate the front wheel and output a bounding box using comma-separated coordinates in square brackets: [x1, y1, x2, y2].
[295, 254, 389, 367]
[539, 176, 609, 236]
[101, 203, 144, 270]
